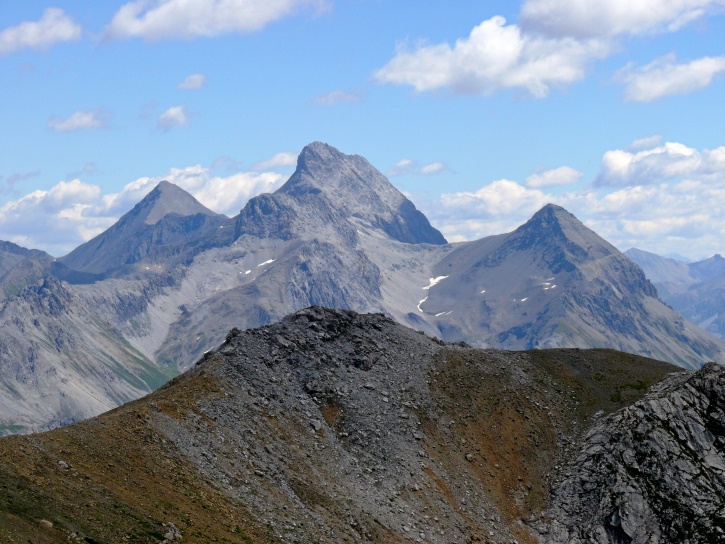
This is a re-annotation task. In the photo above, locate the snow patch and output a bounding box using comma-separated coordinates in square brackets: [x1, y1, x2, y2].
[257, 259, 275, 267]
[520, 297, 528, 302]
[423, 276, 449, 290]
[480, 289, 486, 294]
[245, 270, 251, 275]
[417, 297, 428, 313]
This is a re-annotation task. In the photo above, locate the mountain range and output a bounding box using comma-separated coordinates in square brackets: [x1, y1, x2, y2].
[626, 248, 725, 340]
[1, 141, 724, 433]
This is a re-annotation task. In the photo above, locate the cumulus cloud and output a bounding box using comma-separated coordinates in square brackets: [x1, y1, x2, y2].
[387, 159, 449, 177]
[386, 159, 416, 177]
[252, 152, 297, 171]
[520, 0, 725, 38]
[375, 16, 609, 97]
[311, 89, 362, 106]
[425, 138, 725, 259]
[432, 180, 551, 242]
[616, 54, 725, 102]
[106, 0, 327, 41]
[0, 163, 288, 256]
[440, 179, 549, 219]
[0, 179, 109, 256]
[157, 105, 189, 131]
[48, 109, 110, 132]
[0, 8, 81, 55]
[178, 73, 207, 90]
[597, 141, 725, 186]
[121, 166, 285, 215]
[526, 166, 582, 188]
[420, 162, 446, 175]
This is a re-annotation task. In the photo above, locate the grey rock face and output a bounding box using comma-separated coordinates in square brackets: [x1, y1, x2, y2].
[59, 180, 231, 278]
[0, 241, 54, 299]
[541, 362, 725, 543]
[425, 205, 723, 368]
[235, 141, 446, 245]
[3, 306, 720, 543]
[0, 277, 174, 434]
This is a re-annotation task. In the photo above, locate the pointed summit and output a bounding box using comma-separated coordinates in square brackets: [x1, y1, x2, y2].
[134, 180, 219, 225]
[236, 142, 446, 245]
[280, 141, 411, 213]
[506, 203, 619, 267]
[59, 182, 229, 278]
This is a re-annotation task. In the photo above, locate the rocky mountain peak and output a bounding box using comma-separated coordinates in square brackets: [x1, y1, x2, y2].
[280, 141, 405, 209]
[136, 181, 219, 225]
[237, 142, 446, 245]
[509, 203, 618, 263]
[58, 181, 228, 277]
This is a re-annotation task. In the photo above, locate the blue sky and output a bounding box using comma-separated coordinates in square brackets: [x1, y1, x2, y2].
[1, 1, 724, 259]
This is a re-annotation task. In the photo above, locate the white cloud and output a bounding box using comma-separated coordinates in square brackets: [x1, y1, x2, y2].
[311, 89, 362, 106]
[252, 152, 297, 171]
[616, 54, 725, 102]
[420, 162, 446, 175]
[157, 105, 189, 131]
[0, 8, 81, 55]
[433, 180, 551, 242]
[178, 73, 207, 90]
[0, 180, 110, 257]
[186, 171, 284, 214]
[48, 109, 110, 132]
[375, 16, 609, 97]
[0, 164, 288, 256]
[520, 0, 725, 38]
[440, 179, 550, 218]
[425, 138, 725, 260]
[596, 141, 725, 186]
[526, 166, 582, 188]
[106, 0, 327, 41]
[387, 159, 416, 177]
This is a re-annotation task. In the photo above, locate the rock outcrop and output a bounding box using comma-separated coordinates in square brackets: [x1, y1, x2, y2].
[540, 362, 725, 543]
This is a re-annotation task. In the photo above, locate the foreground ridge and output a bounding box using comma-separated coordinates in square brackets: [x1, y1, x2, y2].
[2, 307, 721, 543]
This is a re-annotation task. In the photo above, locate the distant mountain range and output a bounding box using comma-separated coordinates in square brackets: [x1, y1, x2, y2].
[626, 248, 725, 340]
[1, 142, 724, 433]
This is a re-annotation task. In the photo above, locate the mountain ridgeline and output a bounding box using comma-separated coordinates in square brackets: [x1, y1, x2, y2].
[627, 248, 725, 341]
[0, 308, 722, 543]
[0, 141, 723, 434]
